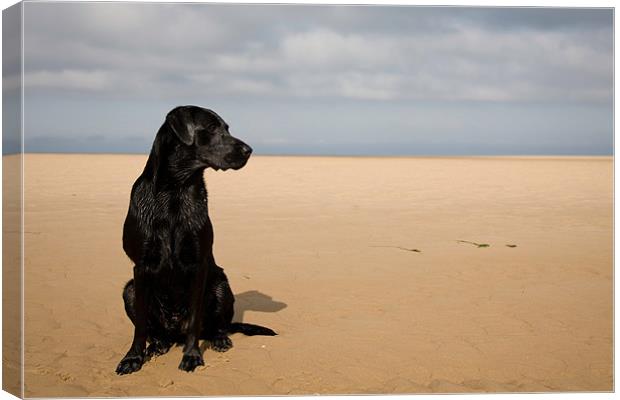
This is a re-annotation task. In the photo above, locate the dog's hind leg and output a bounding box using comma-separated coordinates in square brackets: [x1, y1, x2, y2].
[117, 267, 151, 375]
[122, 279, 173, 360]
[123, 279, 173, 359]
[203, 279, 235, 352]
[122, 279, 137, 324]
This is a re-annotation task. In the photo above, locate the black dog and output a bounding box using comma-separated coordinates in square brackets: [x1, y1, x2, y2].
[116, 105, 276, 375]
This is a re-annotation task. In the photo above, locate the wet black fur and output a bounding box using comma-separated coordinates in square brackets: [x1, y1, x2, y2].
[116, 106, 276, 375]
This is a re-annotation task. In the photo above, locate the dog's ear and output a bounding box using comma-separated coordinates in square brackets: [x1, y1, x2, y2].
[166, 106, 196, 146]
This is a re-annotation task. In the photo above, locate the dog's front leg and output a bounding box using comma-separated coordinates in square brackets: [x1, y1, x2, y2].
[179, 257, 211, 372]
[116, 266, 149, 375]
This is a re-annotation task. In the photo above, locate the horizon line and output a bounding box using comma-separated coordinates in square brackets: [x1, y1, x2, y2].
[5, 151, 614, 158]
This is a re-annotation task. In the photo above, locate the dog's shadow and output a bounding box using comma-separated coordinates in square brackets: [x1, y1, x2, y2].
[233, 290, 287, 322]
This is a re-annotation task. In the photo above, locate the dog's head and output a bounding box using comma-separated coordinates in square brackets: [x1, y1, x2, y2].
[165, 105, 252, 171]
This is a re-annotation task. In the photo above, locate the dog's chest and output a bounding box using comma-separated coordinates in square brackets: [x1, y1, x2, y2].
[129, 181, 213, 273]
[149, 196, 211, 271]
[173, 190, 209, 229]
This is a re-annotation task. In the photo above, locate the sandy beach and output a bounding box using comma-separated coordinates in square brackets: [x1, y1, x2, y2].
[10, 154, 612, 396]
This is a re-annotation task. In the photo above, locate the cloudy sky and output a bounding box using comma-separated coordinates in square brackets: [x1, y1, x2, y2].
[9, 3, 615, 155]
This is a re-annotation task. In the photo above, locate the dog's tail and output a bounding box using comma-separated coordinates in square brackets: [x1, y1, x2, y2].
[229, 322, 277, 336]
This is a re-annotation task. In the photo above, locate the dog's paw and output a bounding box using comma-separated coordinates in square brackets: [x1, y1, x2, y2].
[146, 341, 172, 360]
[178, 352, 204, 372]
[116, 354, 144, 375]
[210, 336, 233, 352]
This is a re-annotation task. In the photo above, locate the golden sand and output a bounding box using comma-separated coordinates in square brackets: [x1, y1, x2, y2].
[11, 154, 612, 396]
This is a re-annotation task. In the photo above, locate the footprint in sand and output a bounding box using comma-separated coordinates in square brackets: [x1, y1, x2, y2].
[457, 240, 490, 248]
[159, 379, 174, 388]
[370, 245, 422, 253]
[57, 371, 75, 383]
[371, 241, 518, 253]
[458, 240, 518, 248]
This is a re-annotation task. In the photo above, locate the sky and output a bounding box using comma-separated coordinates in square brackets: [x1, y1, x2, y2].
[4, 3, 614, 155]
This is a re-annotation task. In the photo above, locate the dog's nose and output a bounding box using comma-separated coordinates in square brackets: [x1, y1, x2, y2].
[240, 144, 253, 157]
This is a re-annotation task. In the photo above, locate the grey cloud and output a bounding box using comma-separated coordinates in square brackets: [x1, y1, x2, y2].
[22, 4, 612, 103]
[17, 3, 613, 155]
[454, 7, 613, 32]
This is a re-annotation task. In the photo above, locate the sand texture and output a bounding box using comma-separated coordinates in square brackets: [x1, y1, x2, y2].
[19, 154, 612, 396]
[3, 155, 23, 397]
